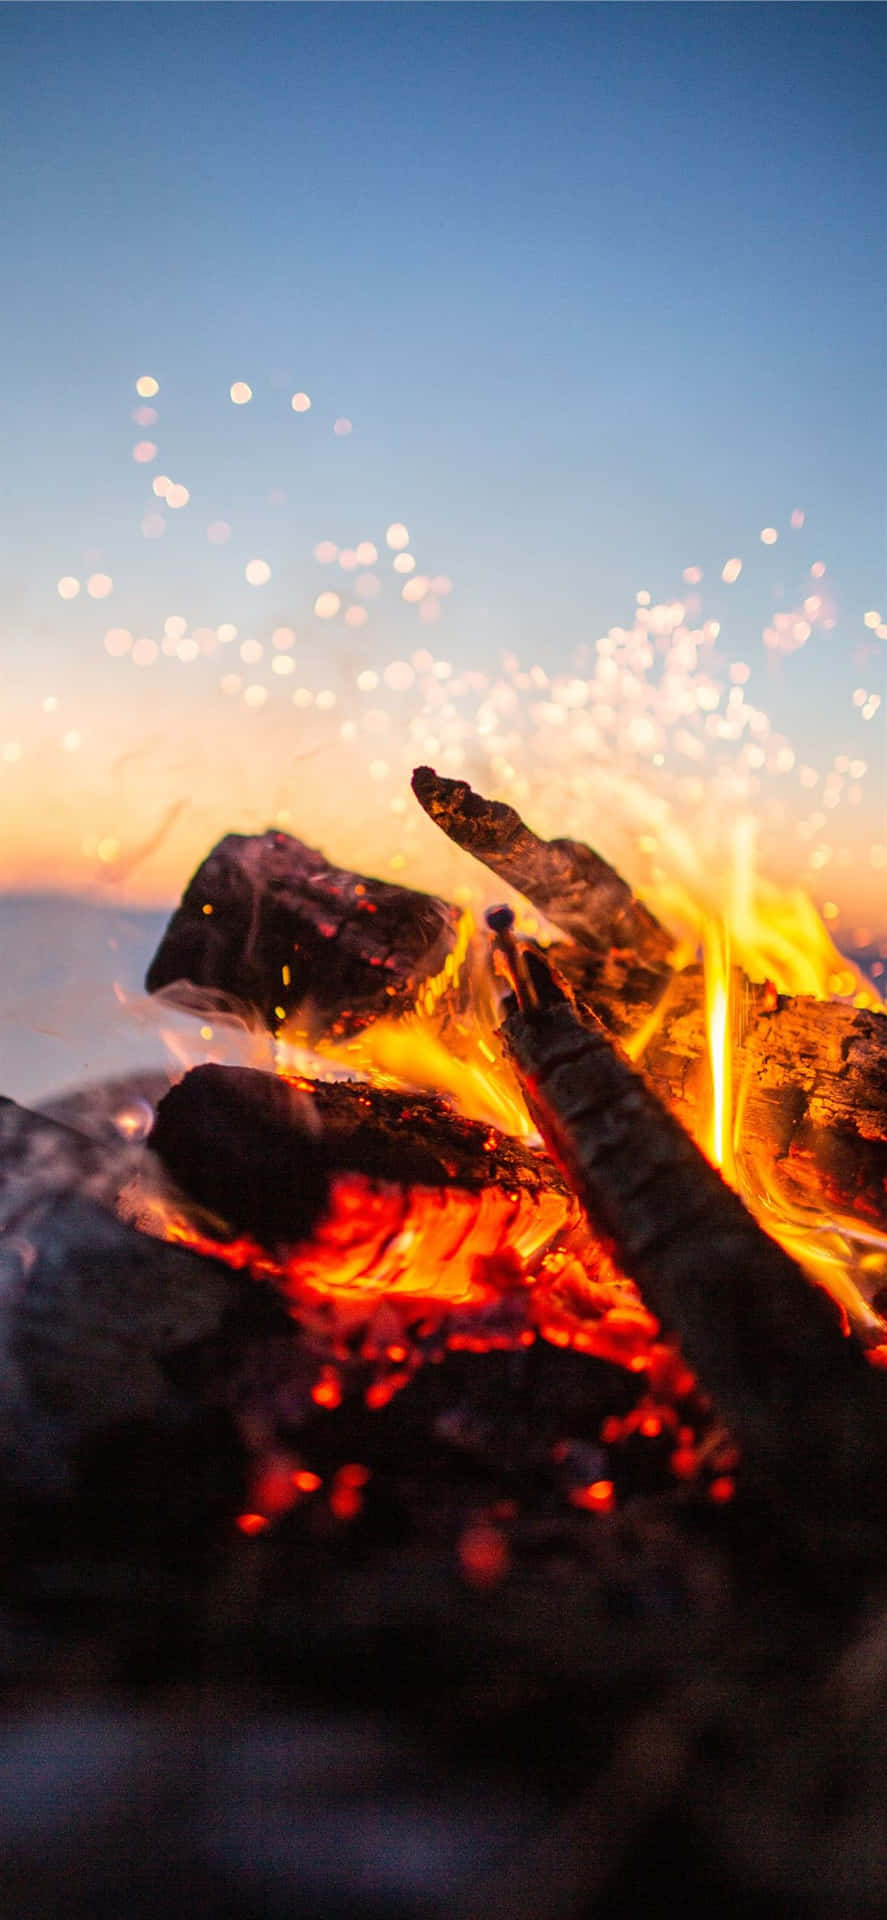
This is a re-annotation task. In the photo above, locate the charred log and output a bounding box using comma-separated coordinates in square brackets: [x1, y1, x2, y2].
[148, 1067, 330, 1245]
[146, 827, 461, 1037]
[412, 763, 673, 966]
[496, 939, 887, 1560]
[144, 1066, 597, 1315]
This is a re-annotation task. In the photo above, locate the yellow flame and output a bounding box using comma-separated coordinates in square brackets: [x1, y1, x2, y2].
[702, 922, 733, 1175]
[277, 910, 533, 1138]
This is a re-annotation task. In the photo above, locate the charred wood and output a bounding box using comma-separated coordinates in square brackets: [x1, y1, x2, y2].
[146, 827, 461, 1037]
[412, 763, 673, 966]
[414, 770, 887, 1237]
[146, 1064, 590, 1269]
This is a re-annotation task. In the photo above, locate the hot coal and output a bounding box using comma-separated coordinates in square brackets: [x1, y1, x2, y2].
[145, 827, 461, 1036]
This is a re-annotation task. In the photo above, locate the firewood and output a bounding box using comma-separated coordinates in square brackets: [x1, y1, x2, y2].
[144, 1066, 593, 1308]
[412, 763, 673, 965]
[146, 827, 461, 1037]
[493, 929, 887, 1560]
[415, 769, 887, 1240]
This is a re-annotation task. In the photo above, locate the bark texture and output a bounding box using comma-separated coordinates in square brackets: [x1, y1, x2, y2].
[146, 827, 461, 1037]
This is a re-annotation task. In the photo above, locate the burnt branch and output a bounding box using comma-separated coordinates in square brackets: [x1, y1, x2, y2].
[146, 828, 461, 1036]
[411, 764, 672, 965]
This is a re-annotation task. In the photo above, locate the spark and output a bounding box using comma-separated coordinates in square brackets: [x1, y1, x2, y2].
[314, 591, 340, 619]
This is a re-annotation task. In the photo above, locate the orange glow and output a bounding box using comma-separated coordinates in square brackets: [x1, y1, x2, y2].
[311, 1371, 343, 1409]
[292, 1469, 322, 1493]
[458, 1523, 510, 1586]
[569, 1480, 615, 1513]
[290, 391, 311, 412]
[236, 1512, 270, 1536]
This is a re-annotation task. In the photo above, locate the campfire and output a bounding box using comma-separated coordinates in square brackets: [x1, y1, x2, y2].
[5, 767, 887, 1916]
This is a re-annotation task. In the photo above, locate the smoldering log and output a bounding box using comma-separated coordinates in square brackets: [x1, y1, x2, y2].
[0, 1100, 243, 1497]
[416, 769, 887, 1239]
[494, 935, 887, 1558]
[412, 763, 673, 966]
[146, 1063, 591, 1269]
[145, 827, 461, 1036]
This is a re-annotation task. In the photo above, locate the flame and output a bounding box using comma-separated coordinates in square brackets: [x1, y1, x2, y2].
[644, 819, 887, 1337]
[702, 921, 733, 1176]
[277, 912, 534, 1138]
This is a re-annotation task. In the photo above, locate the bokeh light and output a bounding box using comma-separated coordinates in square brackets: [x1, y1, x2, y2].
[314, 591, 340, 619]
[230, 382, 252, 405]
[135, 375, 159, 398]
[291, 392, 311, 412]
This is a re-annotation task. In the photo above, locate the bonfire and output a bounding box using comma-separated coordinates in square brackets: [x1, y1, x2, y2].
[4, 768, 887, 1918]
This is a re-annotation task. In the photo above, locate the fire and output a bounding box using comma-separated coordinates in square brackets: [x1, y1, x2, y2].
[277, 911, 535, 1139]
[639, 826, 887, 1337]
[702, 922, 733, 1177]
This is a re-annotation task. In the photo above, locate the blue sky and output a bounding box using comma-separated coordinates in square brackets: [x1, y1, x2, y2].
[0, 2, 884, 904]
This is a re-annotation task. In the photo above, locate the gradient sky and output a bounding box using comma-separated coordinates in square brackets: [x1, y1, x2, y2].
[0, 2, 884, 914]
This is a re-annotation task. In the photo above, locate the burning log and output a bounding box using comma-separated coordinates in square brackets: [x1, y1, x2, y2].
[146, 827, 461, 1036]
[491, 923, 887, 1559]
[416, 767, 887, 1241]
[144, 1064, 599, 1315]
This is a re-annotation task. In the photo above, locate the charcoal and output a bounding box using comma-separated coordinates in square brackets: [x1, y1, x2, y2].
[145, 827, 461, 1035]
